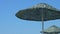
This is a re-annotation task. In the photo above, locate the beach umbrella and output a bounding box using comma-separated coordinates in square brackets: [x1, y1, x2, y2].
[40, 25, 60, 34]
[43, 25, 60, 33]
[15, 3, 60, 34]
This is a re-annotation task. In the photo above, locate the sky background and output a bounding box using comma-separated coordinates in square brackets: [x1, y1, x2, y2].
[0, 0, 60, 34]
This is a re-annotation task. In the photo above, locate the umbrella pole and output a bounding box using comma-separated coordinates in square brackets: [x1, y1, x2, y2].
[42, 8, 44, 34]
[42, 17, 44, 34]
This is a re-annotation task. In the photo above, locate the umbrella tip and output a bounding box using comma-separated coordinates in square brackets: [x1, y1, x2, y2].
[36, 3, 48, 8]
[50, 25, 59, 28]
[51, 25, 57, 27]
[38, 3, 48, 5]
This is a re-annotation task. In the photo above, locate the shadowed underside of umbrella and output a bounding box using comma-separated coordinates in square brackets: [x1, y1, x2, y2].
[15, 3, 60, 21]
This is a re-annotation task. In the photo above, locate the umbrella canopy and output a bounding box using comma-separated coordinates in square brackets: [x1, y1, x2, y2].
[15, 3, 60, 21]
[43, 25, 60, 33]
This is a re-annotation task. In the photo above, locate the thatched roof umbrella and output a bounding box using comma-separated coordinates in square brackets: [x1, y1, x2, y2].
[15, 3, 60, 34]
[41, 25, 60, 34]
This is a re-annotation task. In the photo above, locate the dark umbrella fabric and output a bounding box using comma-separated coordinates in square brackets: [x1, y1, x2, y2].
[15, 3, 60, 21]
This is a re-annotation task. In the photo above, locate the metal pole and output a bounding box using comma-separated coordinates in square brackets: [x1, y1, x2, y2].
[42, 18, 44, 34]
[42, 8, 44, 34]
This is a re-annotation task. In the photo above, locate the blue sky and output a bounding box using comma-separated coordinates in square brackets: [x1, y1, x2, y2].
[0, 0, 60, 34]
